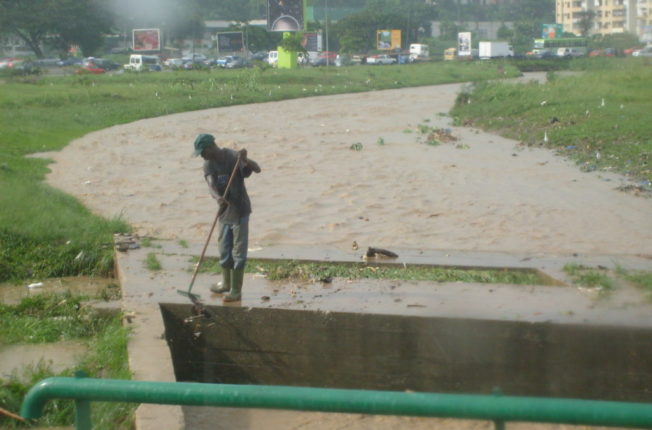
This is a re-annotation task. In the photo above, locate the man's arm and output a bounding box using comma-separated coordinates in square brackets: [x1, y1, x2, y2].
[205, 174, 224, 204]
[238, 149, 261, 174]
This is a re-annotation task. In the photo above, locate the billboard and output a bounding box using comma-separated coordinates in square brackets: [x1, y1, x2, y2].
[457, 32, 472, 57]
[133, 28, 161, 52]
[376, 30, 401, 50]
[542, 24, 563, 39]
[267, 0, 304, 32]
[302, 32, 321, 52]
[217, 32, 244, 53]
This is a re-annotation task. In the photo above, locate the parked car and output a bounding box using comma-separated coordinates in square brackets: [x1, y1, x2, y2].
[366, 54, 397, 65]
[0, 58, 38, 73]
[267, 51, 278, 66]
[184, 53, 207, 63]
[528, 49, 556, 59]
[223, 56, 249, 69]
[632, 46, 652, 57]
[310, 51, 337, 66]
[251, 51, 269, 61]
[77, 64, 106, 74]
[34, 58, 60, 68]
[164, 58, 185, 68]
[124, 54, 162, 71]
[0, 57, 19, 69]
[92, 58, 120, 70]
[57, 57, 83, 67]
[589, 48, 615, 57]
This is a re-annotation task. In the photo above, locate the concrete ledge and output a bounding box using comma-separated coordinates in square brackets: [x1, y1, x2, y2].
[115, 241, 652, 429]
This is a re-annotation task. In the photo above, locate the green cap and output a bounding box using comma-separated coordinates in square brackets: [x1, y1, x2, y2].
[192, 133, 215, 156]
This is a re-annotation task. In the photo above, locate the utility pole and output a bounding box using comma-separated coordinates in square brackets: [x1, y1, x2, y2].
[325, 0, 330, 65]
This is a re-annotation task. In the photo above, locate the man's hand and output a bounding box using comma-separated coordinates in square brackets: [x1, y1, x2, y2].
[238, 147, 261, 173]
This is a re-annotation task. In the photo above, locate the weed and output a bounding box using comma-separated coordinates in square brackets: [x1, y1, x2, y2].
[350, 142, 363, 151]
[178, 240, 189, 248]
[193, 257, 548, 285]
[616, 266, 652, 296]
[563, 264, 614, 290]
[450, 60, 652, 184]
[0, 294, 134, 429]
[376, 137, 385, 145]
[144, 253, 162, 271]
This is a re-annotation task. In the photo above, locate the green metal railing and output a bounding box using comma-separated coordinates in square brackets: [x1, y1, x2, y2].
[21, 376, 652, 429]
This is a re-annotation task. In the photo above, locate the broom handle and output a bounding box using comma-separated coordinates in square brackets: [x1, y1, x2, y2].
[187, 154, 241, 292]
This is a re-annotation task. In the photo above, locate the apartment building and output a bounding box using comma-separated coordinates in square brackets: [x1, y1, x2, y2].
[556, 0, 652, 41]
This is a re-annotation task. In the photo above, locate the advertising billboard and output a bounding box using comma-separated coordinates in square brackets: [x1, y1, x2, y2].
[542, 24, 563, 39]
[302, 32, 321, 52]
[457, 32, 472, 57]
[267, 0, 304, 32]
[217, 32, 244, 53]
[376, 30, 401, 50]
[133, 28, 161, 52]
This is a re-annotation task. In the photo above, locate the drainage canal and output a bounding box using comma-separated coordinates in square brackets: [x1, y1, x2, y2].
[160, 304, 652, 402]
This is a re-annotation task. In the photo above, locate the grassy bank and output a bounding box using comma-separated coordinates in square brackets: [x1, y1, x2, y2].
[0, 61, 521, 283]
[0, 292, 134, 429]
[450, 58, 652, 185]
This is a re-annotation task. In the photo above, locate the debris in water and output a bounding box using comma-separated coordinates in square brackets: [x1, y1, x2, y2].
[365, 247, 399, 259]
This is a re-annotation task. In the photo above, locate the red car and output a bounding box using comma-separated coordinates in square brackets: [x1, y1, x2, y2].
[77, 64, 106, 74]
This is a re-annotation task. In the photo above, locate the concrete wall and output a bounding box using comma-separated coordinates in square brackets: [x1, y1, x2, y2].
[161, 304, 652, 402]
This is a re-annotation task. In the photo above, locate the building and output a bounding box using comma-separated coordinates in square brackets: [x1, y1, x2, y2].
[431, 21, 514, 39]
[556, 0, 652, 42]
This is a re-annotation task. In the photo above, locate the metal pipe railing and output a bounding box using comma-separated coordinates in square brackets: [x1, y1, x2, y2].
[21, 376, 652, 429]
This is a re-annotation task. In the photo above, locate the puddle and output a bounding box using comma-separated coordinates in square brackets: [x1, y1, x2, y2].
[0, 276, 118, 305]
[0, 341, 87, 378]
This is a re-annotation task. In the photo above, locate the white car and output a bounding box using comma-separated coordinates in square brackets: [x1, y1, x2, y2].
[632, 46, 652, 57]
[366, 54, 397, 65]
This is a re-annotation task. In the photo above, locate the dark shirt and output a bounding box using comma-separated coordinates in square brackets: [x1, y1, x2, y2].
[203, 148, 253, 224]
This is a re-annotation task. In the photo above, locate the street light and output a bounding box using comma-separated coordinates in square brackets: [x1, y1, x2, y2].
[325, 0, 329, 65]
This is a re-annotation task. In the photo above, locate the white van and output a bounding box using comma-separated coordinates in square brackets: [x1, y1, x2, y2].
[557, 47, 586, 57]
[124, 54, 162, 71]
[267, 51, 278, 67]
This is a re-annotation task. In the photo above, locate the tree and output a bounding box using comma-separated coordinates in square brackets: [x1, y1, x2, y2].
[0, 0, 113, 57]
[54, 0, 113, 57]
[0, 0, 57, 57]
[497, 23, 514, 41]
[331, 1, 436, 53]
[576, 10, 596, 37]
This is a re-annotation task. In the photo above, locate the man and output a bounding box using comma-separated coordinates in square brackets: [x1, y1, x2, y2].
[193, 133, 261, 302]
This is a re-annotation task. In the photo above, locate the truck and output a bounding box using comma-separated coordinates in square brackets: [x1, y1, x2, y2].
[478, 41, 513, 59]
[409, 43, 429, 62]
[123, 54, 162, 71]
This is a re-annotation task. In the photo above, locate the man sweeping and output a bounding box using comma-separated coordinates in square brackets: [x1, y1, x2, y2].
[193, 133, 261, 302]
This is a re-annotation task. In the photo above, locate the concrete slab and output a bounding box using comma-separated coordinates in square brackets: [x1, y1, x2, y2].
[115, 239, 652, 430]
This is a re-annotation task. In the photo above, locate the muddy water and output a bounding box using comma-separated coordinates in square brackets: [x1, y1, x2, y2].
[0, 276, 118, 305]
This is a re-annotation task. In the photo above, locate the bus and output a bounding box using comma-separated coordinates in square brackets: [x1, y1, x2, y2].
[533, 37, 588, 57]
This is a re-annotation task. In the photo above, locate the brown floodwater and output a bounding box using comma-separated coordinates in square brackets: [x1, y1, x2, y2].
[0, 276, 117, 305]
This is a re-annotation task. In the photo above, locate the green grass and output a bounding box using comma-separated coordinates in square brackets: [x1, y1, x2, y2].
[563, 263, 615, 291]
[450, 58, 652, 185]
[195, 257, 549, 285]
[616, 266, 652, 297]
[0, 61, 522, 283]
[144, 253, 162, 271]
[0, 292, 134, 429]
[0, 291, 112, 344]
